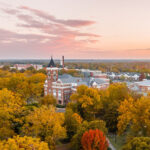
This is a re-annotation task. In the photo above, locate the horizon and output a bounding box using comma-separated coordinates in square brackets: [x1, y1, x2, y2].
[0, 0, 150, 59]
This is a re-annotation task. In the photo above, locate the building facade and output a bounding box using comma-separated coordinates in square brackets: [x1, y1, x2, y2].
[14, 64, 43, 70]
[129, 79, 150, 95]
[44, 57, 110, 105]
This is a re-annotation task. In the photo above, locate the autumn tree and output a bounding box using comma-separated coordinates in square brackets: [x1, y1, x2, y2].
[0, 88, 25, 139]
[65, 108, 82, 140]
[2, 65, 10, 71]
[0, 135, 49, 150]
[0, 77, 9, 90]
[7, 73, 30, 100]
[22, 106, 66, 149]
[118, 97, 150, 136]
[81, 129, 109, 150]
[71, 120, 107, 150]
[39, 94, 56, 106]
[26, 73, 46, 102]
[122, 137, 150, 150]
[98, 83, 130, 132]
[6, 73, 46, 103]
[0, 69, 11, 77]
[70, 85, 102, 120]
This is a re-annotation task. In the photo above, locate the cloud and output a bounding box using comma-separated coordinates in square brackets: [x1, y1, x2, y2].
[2, 8, 19, 15]
[19, 6, 95, 28]
[127, 48, 150, 51]
[0, 28, 52, 42]
[0, 5, 101, 58]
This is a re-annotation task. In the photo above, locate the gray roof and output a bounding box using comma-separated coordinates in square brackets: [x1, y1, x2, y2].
[59, 74, 108, 86]
[135, 80, 150, 87]
[59, 74, 84, 84]
[93, 78, 107, 84]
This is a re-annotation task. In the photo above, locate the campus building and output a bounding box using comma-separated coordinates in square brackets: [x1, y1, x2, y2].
[44, 57, 110, 105]
[129, 79, 150, 95]
[14, 64, 43, 70]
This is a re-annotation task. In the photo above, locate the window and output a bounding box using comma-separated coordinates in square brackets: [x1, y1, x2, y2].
[58, 90, 61, 98]
[53, 89, 56, 96]
[64, 90, 71, 93]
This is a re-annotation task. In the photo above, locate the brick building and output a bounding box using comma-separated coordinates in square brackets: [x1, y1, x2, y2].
[44, 57, 110, 105]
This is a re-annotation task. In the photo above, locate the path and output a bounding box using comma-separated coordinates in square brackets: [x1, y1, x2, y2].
[56, 144, 70, 150]
[108, 139, 116, 150]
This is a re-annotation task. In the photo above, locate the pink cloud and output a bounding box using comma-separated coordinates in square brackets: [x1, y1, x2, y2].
[19, 6, 95, 28]
[0, 5, 101, 59]
[2, 8, 20, 15]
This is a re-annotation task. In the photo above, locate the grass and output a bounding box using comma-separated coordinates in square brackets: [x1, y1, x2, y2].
[108, 134, 126, 150]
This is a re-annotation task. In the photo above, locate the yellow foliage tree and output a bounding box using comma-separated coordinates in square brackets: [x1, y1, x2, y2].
[39, 94, 57, 106]
[22, 106, 66, 149]
[118, 97, 150, 136]
[98, 83, 130, 132]
[65, 108, 83, 139]
[70, 85, 102, 120]
[0, 88, 25, 139]
[0, 135, 49, 150]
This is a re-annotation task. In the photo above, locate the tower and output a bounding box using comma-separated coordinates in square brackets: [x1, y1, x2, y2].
[44, 57, 58, 95]
[62, 56, 64, 69]
[60, 56, 65, 69]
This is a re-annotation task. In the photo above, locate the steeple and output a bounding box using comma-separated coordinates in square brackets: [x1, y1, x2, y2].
[48, 57, 56, 67]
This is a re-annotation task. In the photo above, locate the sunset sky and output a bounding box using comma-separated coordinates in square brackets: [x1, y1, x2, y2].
[0, 0, 150, 59]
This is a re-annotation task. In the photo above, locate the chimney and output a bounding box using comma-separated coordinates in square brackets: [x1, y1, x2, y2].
[62, 56, 64, 69]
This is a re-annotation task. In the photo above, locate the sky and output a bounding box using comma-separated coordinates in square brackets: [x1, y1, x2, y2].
[0, 0, 150, 59]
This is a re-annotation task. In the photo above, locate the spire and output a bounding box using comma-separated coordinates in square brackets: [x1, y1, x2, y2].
[48, 57, 56, 67]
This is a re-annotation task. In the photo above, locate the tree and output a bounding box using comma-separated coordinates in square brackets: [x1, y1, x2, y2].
[0, 70, 11, 77]
[65, 108, 82, 140]
[71, 120, 107, 150]
[81, 129, 109, 150]
[22, 106, 66, 149]
[2, 65, 10, 71]
[28, 73, 46, 102]
[39, 94, 56, 106]
[0, 135, 49, 150]
[0, 78, 9, 90]
[70, 85, 102, 120]
[122, 137, 150, 150]
[139, 73, 145, 81]
[0, 88, 25, 139]
[118, 97, 150, 136]
[7, 73, 46, 102]
[98, 83, 130, 132]
[27, 66, 36, 73]
[7, 73, 29, 98]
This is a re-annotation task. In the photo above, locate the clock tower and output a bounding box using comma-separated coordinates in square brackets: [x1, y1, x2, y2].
[44, 57, 58, 95]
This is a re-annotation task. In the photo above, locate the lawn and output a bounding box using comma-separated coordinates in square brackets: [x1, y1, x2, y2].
[108, 134, 126, 150]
